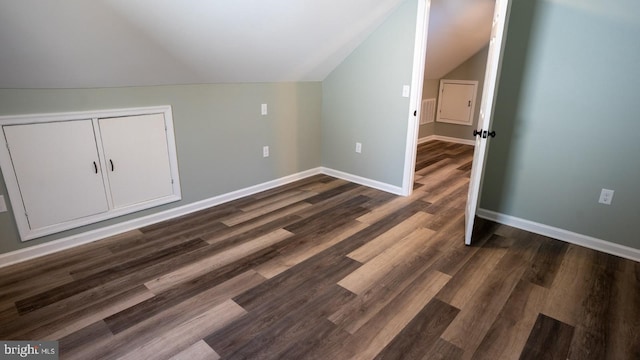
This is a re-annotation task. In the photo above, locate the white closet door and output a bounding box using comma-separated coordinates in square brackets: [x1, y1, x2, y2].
[98, 114, 174, 208]
[438, 82, 477, 125]
[3, 120, 109, 229]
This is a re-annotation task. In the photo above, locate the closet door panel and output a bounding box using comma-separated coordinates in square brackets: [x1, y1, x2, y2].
[98, 114, 174, 208]
[3, 120, 109, 229]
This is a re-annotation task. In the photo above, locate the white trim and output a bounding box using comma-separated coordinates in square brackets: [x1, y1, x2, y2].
[0, 106, 175, 124]
[321, 167, 404, 196]
[0, 165, 408, 268]
[0, 106, 182, 241]
[418, 135, 476, 146]
[465, 0, 512, 245]
[477, 208, 640, 262]
[401, 0, 431, 197]
[417, 136, 433, 144]
[0, 168, 322, 268]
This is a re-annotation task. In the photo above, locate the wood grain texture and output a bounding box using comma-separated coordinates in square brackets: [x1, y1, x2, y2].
[337, 227, 438, 295]
[472, 280, 548, 360]
[519, 313, 575, 360]
[169, 340, 220, 360]
[0, 141, 637, 359]
[440, 234, 541, 357]
[144, 229, 292, 293]
[347, 211, 432, 263]
[344, 270, 451, 360]
[373, 298, 459, 360]
[117, 299, 245, 360]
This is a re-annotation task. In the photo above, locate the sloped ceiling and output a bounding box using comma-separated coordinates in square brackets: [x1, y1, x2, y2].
[0, 0, 493, 89]
[425, 0, 494, 79]
[0, 0, 405, 88]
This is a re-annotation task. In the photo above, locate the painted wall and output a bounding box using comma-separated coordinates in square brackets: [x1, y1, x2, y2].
[419, 45, 489, 141]
[321, 0, 417, 187]
[0, 83, 322, 253]
[435, 45, 489, 140]
[481, 0, 640, 250]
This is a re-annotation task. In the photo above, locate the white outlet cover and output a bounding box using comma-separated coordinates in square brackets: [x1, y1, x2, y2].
[0, 195, 6, 212]
[261, 104, 268, 115]
[402, 85, 410, 97]
[263, 146, 269, 157]
[355, 142, 362, 153]
[598, 188, 614, 205]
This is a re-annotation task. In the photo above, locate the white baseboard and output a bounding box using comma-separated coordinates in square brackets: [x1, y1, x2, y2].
[477, 208, 640, 262]
[0, 168, 323, 268]
[0, 167, 407, 268]
[418, 135, 476, 146]
[321, 167, 404, 196]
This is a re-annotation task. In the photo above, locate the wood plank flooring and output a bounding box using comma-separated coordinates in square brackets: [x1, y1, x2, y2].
[0, 140, 638, 359]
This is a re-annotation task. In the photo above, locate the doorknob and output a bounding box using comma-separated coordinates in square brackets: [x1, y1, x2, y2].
[473, 129, 496, 138]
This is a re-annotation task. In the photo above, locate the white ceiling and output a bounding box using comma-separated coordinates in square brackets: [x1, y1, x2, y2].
[425, 0, 494, 79]
[0, 0, 493, 89]
[0, 0, 404, 88]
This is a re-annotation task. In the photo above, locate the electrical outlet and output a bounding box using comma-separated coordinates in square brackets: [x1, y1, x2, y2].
[263, 146, 269, 157]
[355, 142, 362, 153]
[261, 104, 268, 115]
[0, 195, 6, 212]
[598, 188, 614, 205]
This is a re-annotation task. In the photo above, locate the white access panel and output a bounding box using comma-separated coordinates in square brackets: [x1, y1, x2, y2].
[98, 114, 174, 208]
[3, 120, 109, 229]
[437, 81, 478, 125]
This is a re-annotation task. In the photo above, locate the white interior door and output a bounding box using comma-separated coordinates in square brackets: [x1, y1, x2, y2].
[465, 0, 511, 245]
[98, 114, 174, 208]
[3, 120, 109, 229]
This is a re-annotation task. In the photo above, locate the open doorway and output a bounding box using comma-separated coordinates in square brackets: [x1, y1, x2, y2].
[417, 0, 495, 146]
[403, 0, 511, 244]
[414, 0, 494, 218]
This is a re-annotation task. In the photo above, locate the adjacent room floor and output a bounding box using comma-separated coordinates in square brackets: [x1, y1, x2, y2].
[0, 140, 638, 359]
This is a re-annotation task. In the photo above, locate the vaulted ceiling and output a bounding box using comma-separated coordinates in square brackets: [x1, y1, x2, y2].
[0, 0, 493, 89]
[425, 0, 494, 79]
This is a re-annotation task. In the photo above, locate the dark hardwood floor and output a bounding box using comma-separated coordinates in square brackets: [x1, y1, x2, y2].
[0, 140, 638, 359]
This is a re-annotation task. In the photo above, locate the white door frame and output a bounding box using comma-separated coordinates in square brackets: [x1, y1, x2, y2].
[402, 0, 512, 242]
[401, 0, 431, 196]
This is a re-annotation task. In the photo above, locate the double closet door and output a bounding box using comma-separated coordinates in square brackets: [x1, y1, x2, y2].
[0, 107, 181, 240]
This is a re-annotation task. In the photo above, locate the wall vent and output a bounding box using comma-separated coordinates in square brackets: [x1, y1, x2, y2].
[420, 98, 436, 125]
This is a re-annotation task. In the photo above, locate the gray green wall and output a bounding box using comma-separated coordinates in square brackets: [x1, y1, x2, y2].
[435, 45, 489, 140]
[481, 0, 640, 250]
[0, 83, 322, 253]
[419, 45, 489, 141]
[321, 0, 417, 187]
